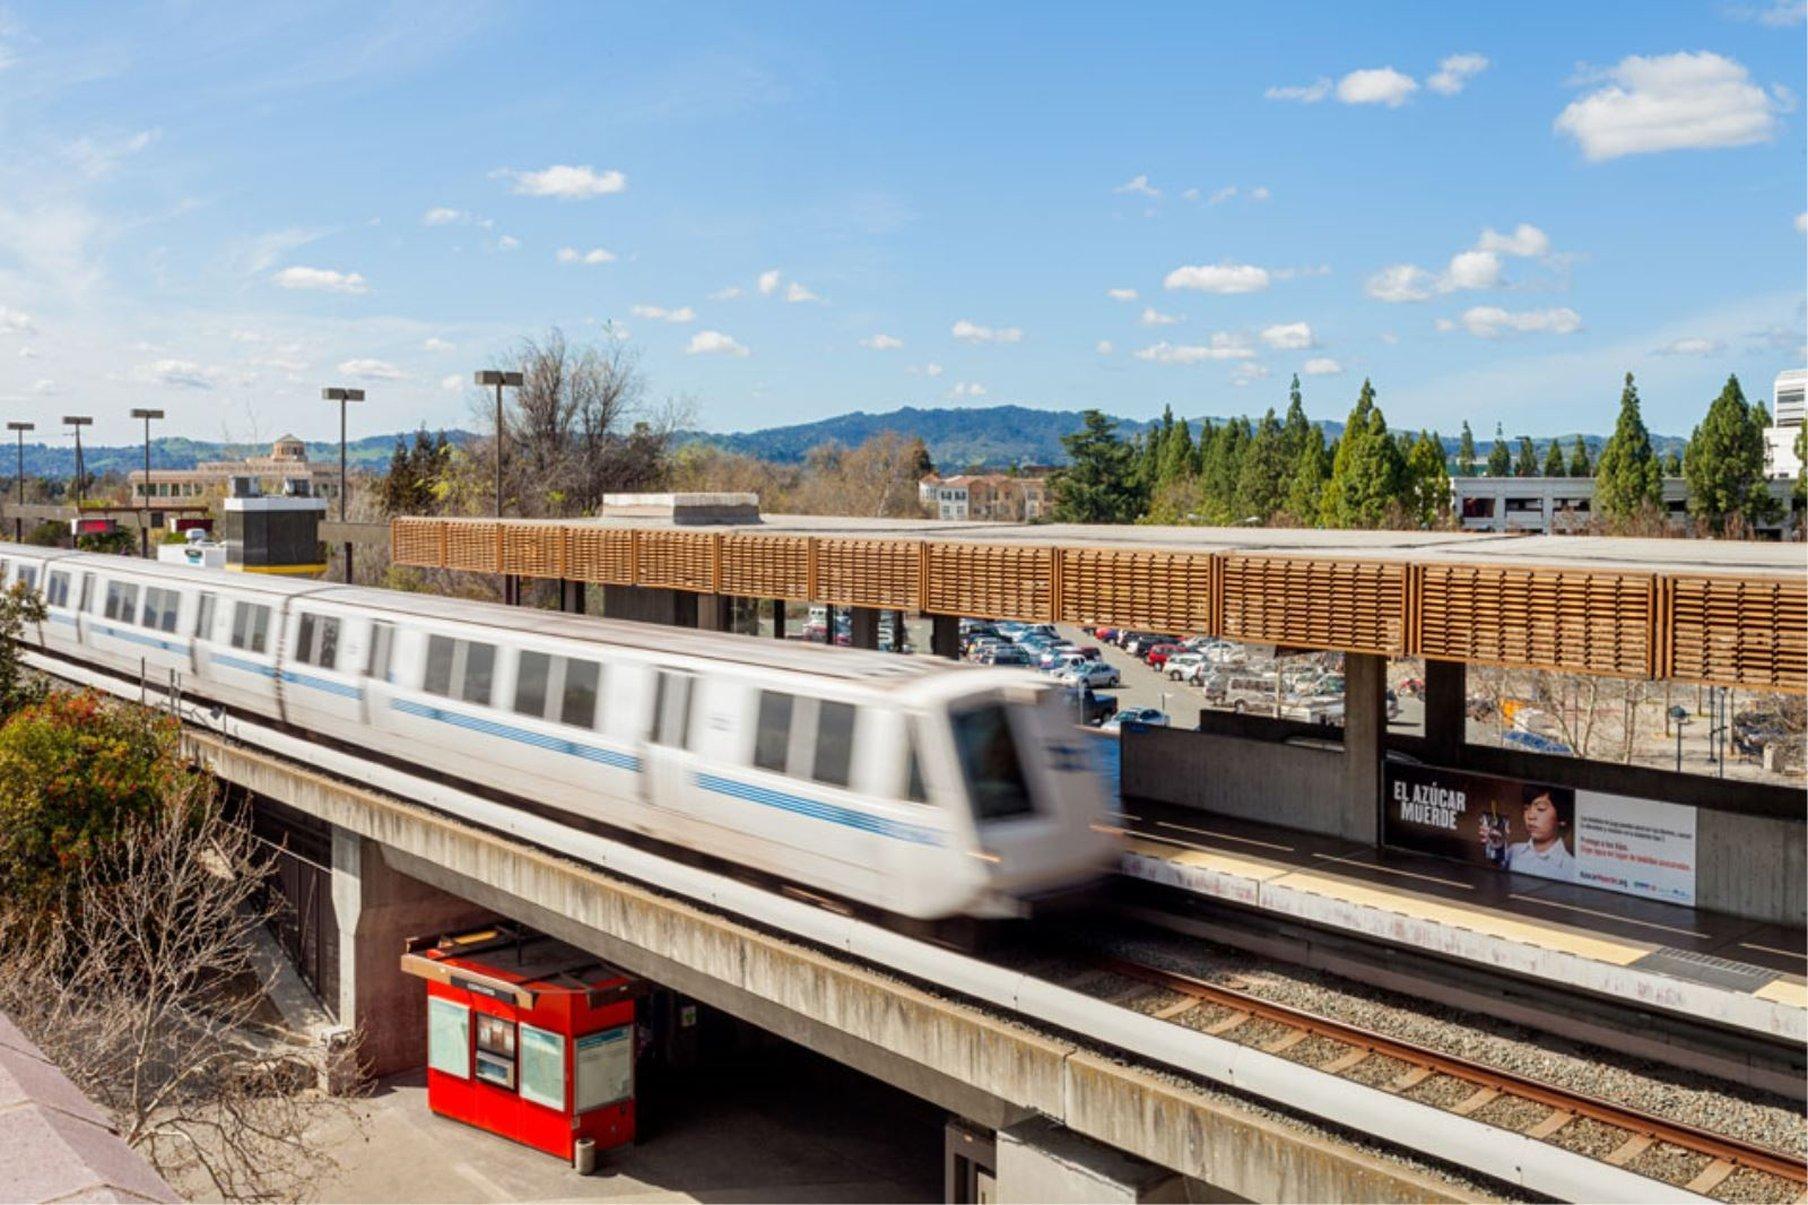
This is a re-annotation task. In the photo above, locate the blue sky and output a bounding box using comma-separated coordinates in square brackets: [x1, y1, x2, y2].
[0, 1, 1801, 445]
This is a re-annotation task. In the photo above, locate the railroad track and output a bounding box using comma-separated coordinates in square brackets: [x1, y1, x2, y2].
[1086, 956, 1807, 1203]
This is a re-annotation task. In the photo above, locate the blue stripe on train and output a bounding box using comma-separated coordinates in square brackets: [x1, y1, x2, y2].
[695, 772, 943, 846]
[390, 696, 641, 772]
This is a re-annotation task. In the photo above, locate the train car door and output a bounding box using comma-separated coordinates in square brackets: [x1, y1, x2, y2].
[642, 670, 695, 810]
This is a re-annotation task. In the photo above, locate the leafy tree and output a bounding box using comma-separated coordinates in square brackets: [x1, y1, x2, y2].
[1662, 450, 1684, 476]
[1050, 410, 1143, 523]
[1282, 425, 1330, 524]
[1594, 373, 1664, 521]
[1514, 435, 1538, 477]
[379, 427, 452, 516]
[907, 437, 935, 480]
[1457, 422, 1477, 477]
[1567, 434, 1592, 477]
[1683, 374, 1773, 533]
[1235, 409, 1288, 522]
[1486, 423, 1512, 476]
[0, 584, 47, 718]
[1404, 430, 1451, 527]
[1320, 380, 1405, 528]
[1541, 440, 1566, 478]
[1796, 425, 1807, 510]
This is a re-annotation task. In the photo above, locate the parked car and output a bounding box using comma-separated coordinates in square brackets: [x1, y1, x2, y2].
[1215, 673, 1283, 712]
[1144, 642, 1184, 670]
[1125, 632, 1178, 657]
[1101, 707, 1171, 733]
[1073, 645, 1103, 661]
[1039, 648, 1083, 673]
[1090, 626, 1120, 643]
[1060, 661, 1122, 689]
[1165, 652, 1207, 681]
[1059, 685, 1119, 727]
[981, 646, 1033, 667]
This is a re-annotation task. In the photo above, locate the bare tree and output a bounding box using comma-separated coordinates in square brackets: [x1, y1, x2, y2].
[0, 780, 360, 1202]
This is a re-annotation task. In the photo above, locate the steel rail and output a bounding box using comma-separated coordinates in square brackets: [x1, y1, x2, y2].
[1101, 955, 1808, 1186]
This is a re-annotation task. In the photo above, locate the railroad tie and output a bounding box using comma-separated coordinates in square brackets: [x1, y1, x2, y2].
[1316, 1047, 1370, 1075]
[1203, 1011, 1250, 1036]
[1385, 1066, 1434, 1094]
[1261, 1030, 1309, 1056]
[1524, 1110, 1575, 1140]
[1603, 1134, 1654, 1167]
[1152, 997, 1197, 1021]
[1451, 1088, 1499, 1117]
[1683, 1160, 1737, 1196]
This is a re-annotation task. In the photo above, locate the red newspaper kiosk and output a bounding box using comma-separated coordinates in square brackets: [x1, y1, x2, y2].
[400, 925, 641, 1162]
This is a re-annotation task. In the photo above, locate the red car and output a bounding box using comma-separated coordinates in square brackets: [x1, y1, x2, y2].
[1144, 643, 1183, 669]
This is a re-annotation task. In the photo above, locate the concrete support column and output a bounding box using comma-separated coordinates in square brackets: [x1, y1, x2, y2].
[931, 613, 961, 660]
[1342, 652, 1387, 845]
[697, 592, 732, 632]
[889, 609, 906, 654]
[602, 584, 697, 628]
[557, 578, 587, 615]
[501, 573, 521, 606]
[996, 1117, 1199, 1204]
[330, 831, 490, 1081]
[1423, 658, 1467, 766]
[850, 606, 880, 650]
[771, 600, 786, 640]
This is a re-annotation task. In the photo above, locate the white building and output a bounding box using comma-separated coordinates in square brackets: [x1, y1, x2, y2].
[1764, 368, 1804, 481]
[1453, 475, 1793, 536]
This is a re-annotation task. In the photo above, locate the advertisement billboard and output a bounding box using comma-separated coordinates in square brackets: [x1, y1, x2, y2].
[1383, 762, 1696, 907]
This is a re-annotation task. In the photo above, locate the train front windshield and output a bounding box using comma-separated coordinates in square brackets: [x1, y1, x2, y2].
[950, 702, 1036, 821]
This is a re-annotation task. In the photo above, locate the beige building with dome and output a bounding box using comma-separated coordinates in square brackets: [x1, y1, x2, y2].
[128, 434, 341, 502]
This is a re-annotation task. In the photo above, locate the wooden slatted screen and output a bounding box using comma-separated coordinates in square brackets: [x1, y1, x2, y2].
[1057, 547, 1214, 634]
[498, 523, 565, 579]
[1668, 575, 1807, 692]
[816, 539, 918, 609]
[1221, 555, 1406, 655]
[564, 528, 635, 584]
[924, 542, 1054, 622]
[720, 534, 811, 600]
[389, 518, 444, 568]
[636, 531, 717, 593]
[441, 522, 500, 573]
[1419, 565, 1655, 679]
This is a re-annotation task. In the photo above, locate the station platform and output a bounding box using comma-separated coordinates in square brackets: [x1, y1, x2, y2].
[1112, 798, 1808, 1047]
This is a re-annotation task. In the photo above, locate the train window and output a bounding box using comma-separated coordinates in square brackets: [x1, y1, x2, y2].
[812, 701, 856, 788]
[141, 587, 179, 633]
[104, 581, 138, 623]
[295, 613, 316, 659]
[514, 651, 551, 718]
[194, 592, 216, 640]
[653, 671, 691, 748]
[294, 613, 341, 669]
[950, 704, 1035, 822]
[365, 621, 394, 681]
[561, 659, 600, 729]
[460, 642, 496, 706]
[904, 731, 928, 804]
[16, 565, 36, 590]
[423, 635, 455, 696]
[754, 691, 792, 773]
[230, 602, 271, 654]
[45, 572, 69, 608]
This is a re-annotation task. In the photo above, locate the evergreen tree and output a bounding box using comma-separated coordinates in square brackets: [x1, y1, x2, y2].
[1457, 422, 1477, 477]
[1202, 417, 1249, 521]
[1794, 425, 1807, 509]
[1663, 450, 1684, 476]
[1283, 425, 1330, 525]
[1050, 410, 1143, 523]
[1541, 439, 1566, 478]
[1683, 374, 1773, 532]
[907, 437, 935, 480]
[1235, 409, 1289, 522]
[1320, 380, 1405, 528]
[1486, 423, 1512, 476]
[1514, 435, 1538, 477]
[1281, 376, 1312, 466]
[1595, 373, 1664, 521]
[1567, 434, 1591, 477]
[1405, 430, 1451, 528]
[1157, 413, 1195, 486]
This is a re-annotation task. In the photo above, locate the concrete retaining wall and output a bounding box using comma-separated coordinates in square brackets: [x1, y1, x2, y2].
[1121, 725, 1359, 840]
[1695, 808, 1806, 927]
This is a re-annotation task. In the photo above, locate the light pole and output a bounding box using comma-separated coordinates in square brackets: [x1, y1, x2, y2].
[63, 415, 91, 510]
[1667, 705, 1689, 773]
[321, 387, 365, 581]
[473, 370, 524, 519]
[130, 408, 164, 558]
[5, 421, 32, 541]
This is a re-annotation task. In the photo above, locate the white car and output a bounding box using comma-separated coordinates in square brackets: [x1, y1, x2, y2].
[1165, 652, 1206, 681]
[1060, 661, 1121, 689]
[1100, 707, 1170, 732]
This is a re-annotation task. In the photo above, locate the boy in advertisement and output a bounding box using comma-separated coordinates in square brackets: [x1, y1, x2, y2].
[1500, 784, 1578, 882]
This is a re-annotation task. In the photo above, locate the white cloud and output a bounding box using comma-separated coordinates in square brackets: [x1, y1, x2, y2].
[440, 374, 462, 392]
[631, 304, 695, 323]
[785, 281, 818, 303]
[32, 379, 56, 395]
[337, 358, 405, 381]
[135, 359, 216, 389]
[1106, 287, 1138, 302]
[1476, 223, 1551, 257]
[1209, 186, 1238, 205]
[1096, 340, 1114, 355]
[1260, 322, 1315, 350]
[951, 319, 1024, 344]
[1181, 188, 1201, 201]
[1459, 306, 1583, 337]
[1427, 53, 1489, 96]
[1266, 78, 1332, 103]
[951, 381, 987, 398]
[17, 346, 36, 358]
[556, 246, 617, 265]
[495, 234, 520, 251]
[859, 334, 904, 350]
[1367, 265, 1439, 302]
[1248, 186, 1271, 201]
[1443, 249, 1502, 291]
[1796, 212, 1807, 234]
[757, 269, 782, 296]
[272, 266, 368, 294]
[686, 330, 749, 357]
[1140, 306, 1180, 326]
[1434, 318, 1457, 333]
[1113, 174, 1161, 197]
[1302, 357, 1344, 375]
[496, 164, 626, 198]
[918, 362, 944, 378]
[1723, 0, 1806, 26]
[1380, 331, 1400, 345]
[1231, 363, 1271, 386]
[63, 129, 160, 179]
[1163, 262, 1270, 294]
[1653, 336, 1726, 356]
[1556, 52, 1780, 160]
[710, 286, 743, 300]
[1133, 334, 1256, 363]
[422, 207, 465, 226]
[1337, 67, 1419, 107]
[0, 306, 33, 333]
[423, 337, 455, 352]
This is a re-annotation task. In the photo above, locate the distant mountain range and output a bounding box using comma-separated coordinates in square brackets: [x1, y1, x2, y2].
[680, 405, 1689, 470]
[0, 431, 474, 479]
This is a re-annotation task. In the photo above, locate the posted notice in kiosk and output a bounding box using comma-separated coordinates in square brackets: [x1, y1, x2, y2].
[1383, 762, 1696, 907]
